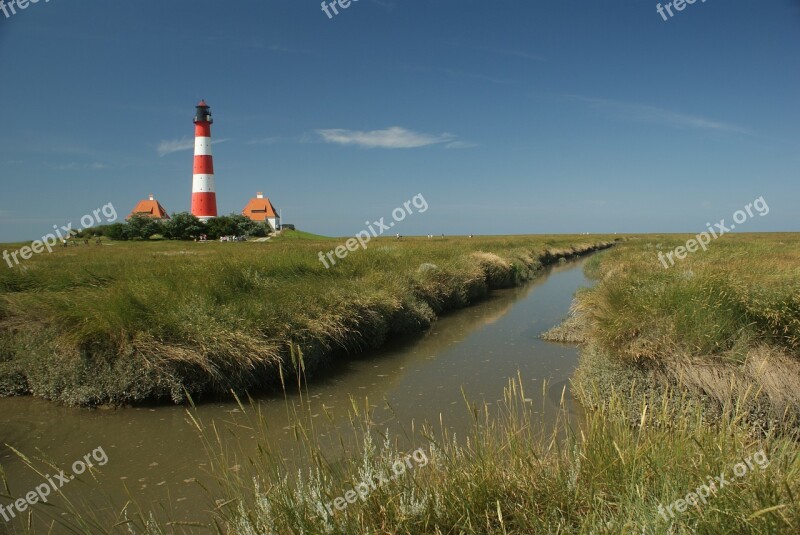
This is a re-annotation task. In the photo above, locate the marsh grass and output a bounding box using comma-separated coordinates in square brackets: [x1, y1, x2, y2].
[0, 235, 613, 406]
[571, 234, 800, 432]
[575, 234, 800, 363]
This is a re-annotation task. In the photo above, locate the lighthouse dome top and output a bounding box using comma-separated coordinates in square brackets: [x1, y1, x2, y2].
[197, 99, 209, 107]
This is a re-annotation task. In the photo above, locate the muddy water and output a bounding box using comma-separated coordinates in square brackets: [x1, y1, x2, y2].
[0, 257, 593, 532]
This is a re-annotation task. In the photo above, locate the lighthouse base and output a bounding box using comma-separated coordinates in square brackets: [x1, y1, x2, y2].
[192, 192, 218, 220]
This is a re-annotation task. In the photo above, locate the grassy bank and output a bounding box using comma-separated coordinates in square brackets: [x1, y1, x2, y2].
[567, 233, 800, 432]
[0, 234, 614, 407]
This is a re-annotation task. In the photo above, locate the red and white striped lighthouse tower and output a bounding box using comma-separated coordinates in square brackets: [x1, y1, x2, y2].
[191, 100, 218, 221]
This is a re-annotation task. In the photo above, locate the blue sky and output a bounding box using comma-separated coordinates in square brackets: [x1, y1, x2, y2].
[0, 0, 798, 241]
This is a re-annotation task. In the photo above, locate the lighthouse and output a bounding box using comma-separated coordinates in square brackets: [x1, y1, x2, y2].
[191, 100, 218, 221]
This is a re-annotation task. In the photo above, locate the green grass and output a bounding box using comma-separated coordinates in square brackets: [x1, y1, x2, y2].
[575, 233, 800, 362]
[0, 234, 614, 406]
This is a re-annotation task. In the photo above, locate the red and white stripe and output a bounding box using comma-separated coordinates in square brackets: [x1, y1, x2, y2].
[191, 101, 218, 220]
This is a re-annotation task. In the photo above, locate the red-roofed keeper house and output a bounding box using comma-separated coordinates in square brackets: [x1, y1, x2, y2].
[242, 192, 281, 231]
[128, 195, 170, 220]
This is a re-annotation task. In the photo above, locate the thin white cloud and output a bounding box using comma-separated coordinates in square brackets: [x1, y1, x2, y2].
[567, 95, 753, 135]
[316, 126, 456, 149]
[157, 137, 194, 156]
[157, 137, 229, 156]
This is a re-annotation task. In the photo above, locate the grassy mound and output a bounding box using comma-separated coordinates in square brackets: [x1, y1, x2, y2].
[539, 312, 587, 344]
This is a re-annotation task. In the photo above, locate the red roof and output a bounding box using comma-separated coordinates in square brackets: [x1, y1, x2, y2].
[197, 99, 208, 107]
[128, 197, 170, 220]
[242, 194, 278, 221]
